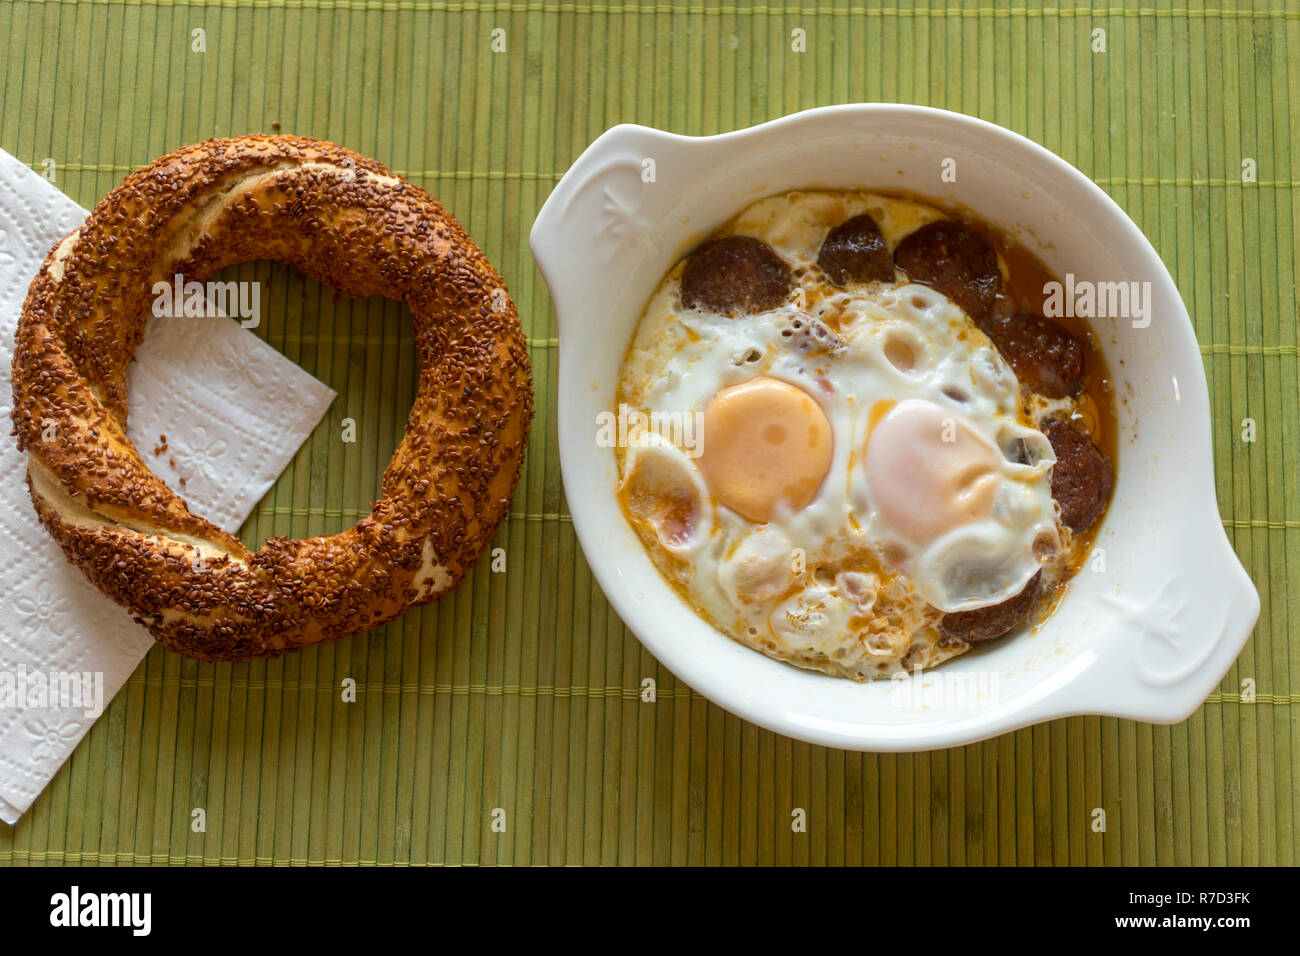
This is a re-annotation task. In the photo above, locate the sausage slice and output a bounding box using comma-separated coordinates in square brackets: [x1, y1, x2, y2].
[816, 213, 894, 285]
[679, 236, 793, 316]
[939, 571, 1042, 643]
[979, 313, 1085, 399]
[1044, 419, 1113, 533]
[893, 220, 1001, 318]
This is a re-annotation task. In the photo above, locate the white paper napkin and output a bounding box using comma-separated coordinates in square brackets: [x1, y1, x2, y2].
[0, 147, 336, 824]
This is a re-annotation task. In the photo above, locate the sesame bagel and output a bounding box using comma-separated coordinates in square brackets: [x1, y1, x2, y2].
[10, 135, 534, 661]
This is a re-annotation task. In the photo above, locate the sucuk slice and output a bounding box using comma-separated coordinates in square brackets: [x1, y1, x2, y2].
[1044, 419, 1113, 534]
[893, 220, 1001, 319]
[939, 571, 1042, 643]
[817, 213, 894, 285]
[679, 235, 793, 316]
[979, 312, 1085, 399]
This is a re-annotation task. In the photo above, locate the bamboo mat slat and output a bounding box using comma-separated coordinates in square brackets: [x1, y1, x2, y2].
[0, 0, 1294, 866]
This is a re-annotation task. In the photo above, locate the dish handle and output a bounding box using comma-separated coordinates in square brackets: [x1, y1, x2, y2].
[1048, 524, 1259, 723]
[530, 123, 703, 333]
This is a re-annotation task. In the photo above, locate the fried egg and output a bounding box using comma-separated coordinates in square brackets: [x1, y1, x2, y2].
[616, 190, 1067, 681]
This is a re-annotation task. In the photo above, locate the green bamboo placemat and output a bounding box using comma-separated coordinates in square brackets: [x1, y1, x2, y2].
[0, 0, 1294, 866]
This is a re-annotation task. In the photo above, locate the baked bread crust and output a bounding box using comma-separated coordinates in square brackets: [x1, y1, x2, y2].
[10, 135, 534, 661]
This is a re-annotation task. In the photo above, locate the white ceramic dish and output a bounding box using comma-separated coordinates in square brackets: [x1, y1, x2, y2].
[530, 104, 1259, 751]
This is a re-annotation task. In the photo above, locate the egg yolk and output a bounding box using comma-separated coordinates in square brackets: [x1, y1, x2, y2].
[864, 399, 1000, 545]
[698, 376, 833, 523]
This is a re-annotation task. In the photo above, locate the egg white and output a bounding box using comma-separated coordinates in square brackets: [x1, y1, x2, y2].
[617, 191, 1064, 680]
